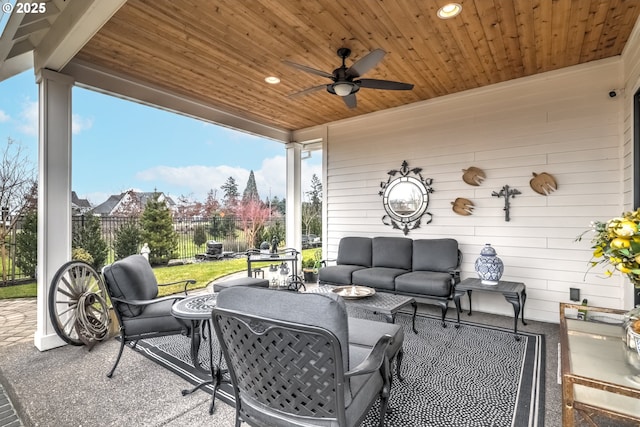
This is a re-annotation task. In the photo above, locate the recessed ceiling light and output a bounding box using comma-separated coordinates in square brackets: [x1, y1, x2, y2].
[437, 3, 462, 19]
[265, 76, 281, 84]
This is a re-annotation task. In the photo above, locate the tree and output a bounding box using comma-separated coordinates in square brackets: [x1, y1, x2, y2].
[269, 195, 286, 215]
[234, 198, 273, 248]
[302, 174, 323, 236]
[72, 214, 108, 269]
[308, 174, 323, 208]
[242, 170, 260, 202]
[113, 221, 142, 260]
[221, 176, 239, 210]
[193, 225, 207, 247]
[0, 138, 36, 282]
[203, 189, 220, 218]
[15, 209, 37, 278]
[140, 192, 178, 265]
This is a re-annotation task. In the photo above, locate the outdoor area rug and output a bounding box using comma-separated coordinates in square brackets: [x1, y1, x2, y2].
[133, 310, 545, 427]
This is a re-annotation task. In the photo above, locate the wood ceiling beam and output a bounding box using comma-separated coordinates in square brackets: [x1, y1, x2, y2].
[33, 0, 126, 71]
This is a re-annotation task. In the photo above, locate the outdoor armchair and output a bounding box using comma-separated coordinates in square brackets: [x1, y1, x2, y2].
[212, 286, 394, 427]
[102, 254, 196, 378]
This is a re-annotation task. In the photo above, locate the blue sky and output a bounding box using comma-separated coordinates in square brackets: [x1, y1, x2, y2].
[0, 70, 321, 207]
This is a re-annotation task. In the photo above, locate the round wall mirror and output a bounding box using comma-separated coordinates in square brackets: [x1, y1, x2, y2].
[383, 176, 429, 222]
[379, 160, 434, 235]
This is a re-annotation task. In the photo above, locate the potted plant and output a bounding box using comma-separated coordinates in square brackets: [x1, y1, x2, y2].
[302, 249, 322, 284]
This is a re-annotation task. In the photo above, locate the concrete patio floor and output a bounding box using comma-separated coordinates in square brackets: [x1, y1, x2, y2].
[0, 277, 562, 426]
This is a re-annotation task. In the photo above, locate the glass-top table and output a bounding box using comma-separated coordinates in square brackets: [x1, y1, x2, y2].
[560, 303, 640, 426]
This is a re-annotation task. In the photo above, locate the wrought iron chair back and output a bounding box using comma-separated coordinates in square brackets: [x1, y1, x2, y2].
[212, 286, 392, 427]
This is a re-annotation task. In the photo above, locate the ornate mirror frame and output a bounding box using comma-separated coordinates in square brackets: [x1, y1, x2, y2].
[379, 160, 434, 235]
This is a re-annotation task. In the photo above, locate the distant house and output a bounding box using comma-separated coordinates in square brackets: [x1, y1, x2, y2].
[90, 190, 176, 216]
[71, 192, 92, 215]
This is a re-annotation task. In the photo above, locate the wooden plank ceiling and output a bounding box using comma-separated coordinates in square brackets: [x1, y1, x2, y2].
[74, 0, 640, 133]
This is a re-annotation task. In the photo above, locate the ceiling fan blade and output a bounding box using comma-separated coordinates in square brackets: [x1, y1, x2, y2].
[357, 79, 414, 91]
[346, 49, 386, 78]
[283, 60, 334, 79]
[288, 84, 329, 98]
[342, 93, 357, 109]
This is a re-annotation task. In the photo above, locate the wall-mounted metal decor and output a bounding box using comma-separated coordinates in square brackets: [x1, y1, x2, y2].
[379, 160, 434, 235]
[462, 167, 486, 186]
[492, 185, 521, 222]
[529, 172, 557, 195]
[451, 197, 474, 216]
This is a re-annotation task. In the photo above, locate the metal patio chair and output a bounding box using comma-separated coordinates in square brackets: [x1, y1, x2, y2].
[212, 286, 393, 427]
[102, 254, 195, 378]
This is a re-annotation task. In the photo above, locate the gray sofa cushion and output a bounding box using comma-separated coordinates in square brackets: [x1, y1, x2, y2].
[348, 317, 403, 361]
[337, 237, 372, 267]
[120, 298, 186, 335]
[395, 271, 453, 297]
[103, 255, 159, 317]
[372, 237, 412, 270]
[412, 238, 459, 272]
[318, 264, 367, 285]
[352, 267, 408, 291]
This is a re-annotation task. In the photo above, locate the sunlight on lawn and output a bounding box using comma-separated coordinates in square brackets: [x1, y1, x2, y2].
[0, 249, 318, 299]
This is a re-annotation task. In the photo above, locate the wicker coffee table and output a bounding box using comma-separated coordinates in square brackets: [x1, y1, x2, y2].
[307, 285, 418, 333]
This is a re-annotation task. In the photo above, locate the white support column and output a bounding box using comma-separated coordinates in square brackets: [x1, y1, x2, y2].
[34, 69, 74, 351]
[285, 142, 302, 254]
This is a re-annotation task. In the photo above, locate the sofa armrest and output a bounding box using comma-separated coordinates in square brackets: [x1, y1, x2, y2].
[320, 258, 336, 267]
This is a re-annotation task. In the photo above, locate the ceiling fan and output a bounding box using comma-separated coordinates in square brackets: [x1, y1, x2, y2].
[284, 48, 414, 109]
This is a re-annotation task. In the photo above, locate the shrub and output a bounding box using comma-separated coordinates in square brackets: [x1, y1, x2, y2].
[140, 193, 178, 265]
[15, 210, 37, 278]
[193, 225, 207, 247]
[72, 214, 107, 269]
[72, 248, 94, 265]
[113, 221, 142, 260]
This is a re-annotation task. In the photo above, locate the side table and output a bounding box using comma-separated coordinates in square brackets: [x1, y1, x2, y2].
[453, 278, 527, 339]
[171, 294, 225, 415]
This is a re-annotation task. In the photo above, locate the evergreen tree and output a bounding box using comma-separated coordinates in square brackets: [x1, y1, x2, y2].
[72, 214, 108, 269]
[269, 196, 286, 215]
[308, 174, 323, 208]
[221, 176, 239, 209]
[113, 220, 142, 260]
[193, 225, 207, 247]
[15, 210, 37, 278]
[242, 170, 260, 202]
[140, 192, 178, 265]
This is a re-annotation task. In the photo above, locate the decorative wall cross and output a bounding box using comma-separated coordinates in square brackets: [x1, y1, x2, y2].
[491, 185, 521, 222]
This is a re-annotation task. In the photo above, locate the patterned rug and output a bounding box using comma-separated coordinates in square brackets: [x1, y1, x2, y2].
[133, 311, 545, 427]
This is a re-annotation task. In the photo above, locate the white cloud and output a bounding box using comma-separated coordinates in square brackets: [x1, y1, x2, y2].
[0, 110, 9, 122]
[15, 101, 93, 136]
[72, 114, 94, 134]
[135, 154, 323, 203]
[17, 101, 37, 136]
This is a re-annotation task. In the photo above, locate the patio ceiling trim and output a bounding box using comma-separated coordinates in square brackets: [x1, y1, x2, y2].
[0, 0, 126, 81]
[63, 58, 292, 143]
[32, 0, 126, 72]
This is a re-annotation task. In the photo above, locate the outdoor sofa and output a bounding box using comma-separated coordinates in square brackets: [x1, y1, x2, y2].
[319, 236, 461, 325]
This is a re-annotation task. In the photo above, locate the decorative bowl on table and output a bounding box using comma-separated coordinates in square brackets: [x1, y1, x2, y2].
[624, 318, 640, 385]
[331, 285, 376, 299]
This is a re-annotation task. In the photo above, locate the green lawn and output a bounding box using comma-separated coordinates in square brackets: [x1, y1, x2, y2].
[0, 249, 318, 299]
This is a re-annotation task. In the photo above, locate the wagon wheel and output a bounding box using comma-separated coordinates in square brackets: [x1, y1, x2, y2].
[48, 261, 111, 346]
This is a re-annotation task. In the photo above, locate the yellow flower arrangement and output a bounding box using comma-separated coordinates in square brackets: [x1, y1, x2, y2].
[578, 209, 640, 287]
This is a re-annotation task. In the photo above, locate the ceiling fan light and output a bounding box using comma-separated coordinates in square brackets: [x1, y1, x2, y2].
[437, 3, 462, 19]
[334, 83, 353, 97]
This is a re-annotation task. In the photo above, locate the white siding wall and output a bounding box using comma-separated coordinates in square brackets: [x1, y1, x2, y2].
[317, 58, 631, 323]
[622, 17, 640, 306]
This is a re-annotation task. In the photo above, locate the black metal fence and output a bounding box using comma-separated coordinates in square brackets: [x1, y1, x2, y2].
[1, 215, 284, 285]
